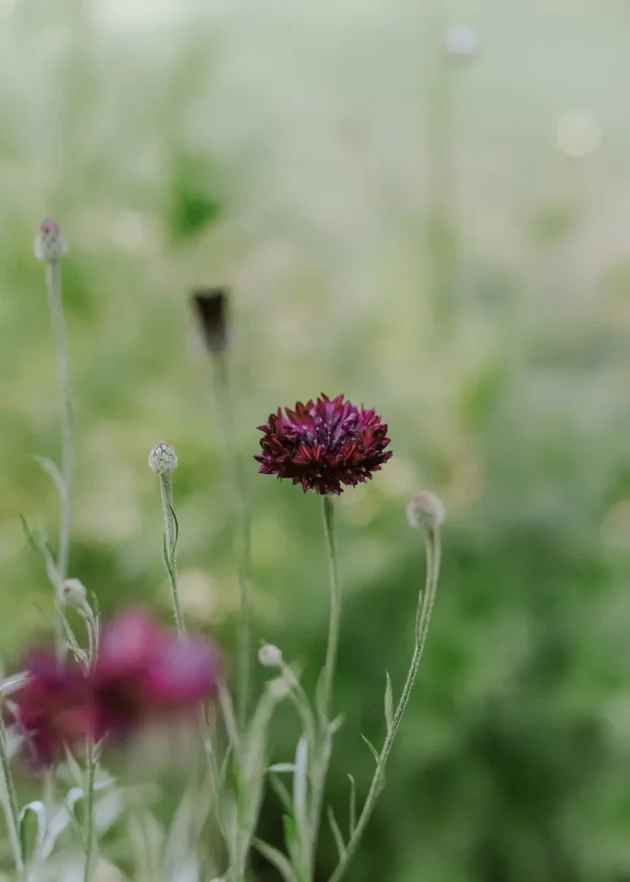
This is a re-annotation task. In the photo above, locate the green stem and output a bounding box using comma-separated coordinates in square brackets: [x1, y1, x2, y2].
[83, 744, 97, 882]
[319, 494, 340, 721]
[307, 495, 341, 878]
[159, 474, 186, 636]
[45, 259, 73, 662]
[327, 527, 442, 882]
[0, 715, 24, 878]
[213, 351, 252, 732]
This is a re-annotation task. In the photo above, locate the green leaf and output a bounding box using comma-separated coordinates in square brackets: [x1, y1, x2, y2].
[327, 806, 346, 860]
[348, 774, 357, 836]
[384, 671, 394, 732]
[31, 456, 67, 504]
[292, 736, 309, 849]
[19, 800, 46, 863]
[169, 505, 179, 549]
[282, 814, 302, 869]
[253, 838, 297, 882]
[267, 763, 296, 773]
[269, 775, 293, 815]
[361, 734, 381, 767]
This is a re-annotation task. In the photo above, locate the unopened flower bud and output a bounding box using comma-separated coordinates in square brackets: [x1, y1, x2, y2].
[258, 644, 283, 668]
[149, 442, 178, 476]
[443, 25, 478, 60]
[34, 219, 68, 263]
[406, 492, 445, 530]
[60, 578, 87, 608]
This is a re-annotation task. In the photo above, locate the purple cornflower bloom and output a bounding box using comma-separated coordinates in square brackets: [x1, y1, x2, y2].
[255, 394, 393, 495]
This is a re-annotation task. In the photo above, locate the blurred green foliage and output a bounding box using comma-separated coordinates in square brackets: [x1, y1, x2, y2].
[2, 1, 630, 880]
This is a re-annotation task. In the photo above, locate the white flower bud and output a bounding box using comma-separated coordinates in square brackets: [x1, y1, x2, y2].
[60, 578, 87, 608]
[258, 644, 283, 668]
[149, 442, 178, 476]
[406, 492, 445, 530]
[34, 219, 68, 263]
[443, 25, 478, 60]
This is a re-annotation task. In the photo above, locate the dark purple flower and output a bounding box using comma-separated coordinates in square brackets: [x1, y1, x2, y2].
[192, 288, 229, 352]
[92, 608, 220, 740]
[255, 393, 393, 495]
[7, 652, 92, 766]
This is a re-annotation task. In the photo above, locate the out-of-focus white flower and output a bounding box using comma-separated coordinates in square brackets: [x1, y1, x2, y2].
[443, 25, 479, 60]
[555, 111, 602, 159]
[258, 644, 283, 668]
[149, 442, 178, 476]
[34, 219, 68, 262]
[406, 492, 446, 530]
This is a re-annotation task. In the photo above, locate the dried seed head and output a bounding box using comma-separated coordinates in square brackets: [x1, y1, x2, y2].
[192, 288, 229, 353]
[149, 442, 178, 476]
[258, 644, 283, 668]
[406, 492, 445, 530]
[34, 219, 68, 263]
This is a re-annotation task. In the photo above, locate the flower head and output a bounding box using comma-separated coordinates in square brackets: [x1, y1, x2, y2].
[149, 442, 178, 476]
[92, 608, 220, 740]
[443, 25, 479, 60]
[406, 491, 445, 530]
[34, 219, 68, 263]
[192, 288, 229, 353]
[258, 644, 283, 668]
[7, 652, 91, 766]
[255, 394, 392, 495]
[7, 610, 220, 764]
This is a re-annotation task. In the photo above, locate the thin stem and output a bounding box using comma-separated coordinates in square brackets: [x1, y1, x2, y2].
[45, 260, 73, 661]
[212, 350, 252, 732]
[83, 743, 97, 882]
[0, 714, 24, 878]
[159, 474, 186, 636]
[306, 495, 341, 879]
[82, 596, 100, 882]
[320, 494, 340, 721]
[327, 527, 442, 882]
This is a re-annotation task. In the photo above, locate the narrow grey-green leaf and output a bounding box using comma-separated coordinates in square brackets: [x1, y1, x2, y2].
[348, 774, 357, 836]
[31, 456, 67, 504]
[384, 671, 394, 732]
[19, 800, 46, 862]
[327, 806, 346, 860]
[292, 736, 309, 846]
[269, 775, 293, 815]
[361, 734, 381, 766]
[253, 838, 297, 882]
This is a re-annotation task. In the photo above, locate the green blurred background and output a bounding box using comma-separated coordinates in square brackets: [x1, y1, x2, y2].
[3, 0, 630, 879]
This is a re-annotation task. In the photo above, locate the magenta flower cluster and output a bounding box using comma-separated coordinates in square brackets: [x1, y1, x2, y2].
[255, 394, 392, 495]
[8, 609, 220, 766]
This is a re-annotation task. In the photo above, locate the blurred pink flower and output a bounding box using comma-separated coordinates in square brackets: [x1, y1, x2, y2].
[92, 608, 220, 740]
[7, 610, 220, 765]
[7, 651, 92, 766]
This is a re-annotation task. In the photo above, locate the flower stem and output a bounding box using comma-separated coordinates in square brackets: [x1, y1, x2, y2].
[83, 742, 97, 882]
[45, 259, 73, 661]
[0, 714, 24, 878]
[320, 494, 340, 722]
[212, 350, 252, 732]
[327, 526, 442, 882]
[159, 474, 186, 637]
[307, 495, 341, 878]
